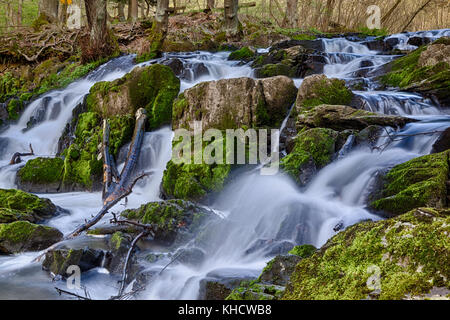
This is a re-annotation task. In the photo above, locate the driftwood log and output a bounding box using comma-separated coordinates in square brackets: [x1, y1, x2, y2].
[9, 144, 34, 165]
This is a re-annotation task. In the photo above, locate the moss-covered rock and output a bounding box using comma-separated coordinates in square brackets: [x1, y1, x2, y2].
[283, 208, 450, 300]
[172, 76, 297, 131]
[0, 188, 58, 224]
[288, 244, 317, 258]
[370, 150, 449, 216]
[17, 157, 64, 193]
[380, 39, 450, 106]
[226, 280, 285, 300]
[228, 47, 256, 62]
[0, 221, 63, 254]
[42, 247, 105, 276]
[121, 199, 215, 246]
[254, 63, 295, 78]
[281, 128, 338, 185]
[296, 74, 354, 113]
[86, 64, 180, 129]
[296, 104, 414, 131]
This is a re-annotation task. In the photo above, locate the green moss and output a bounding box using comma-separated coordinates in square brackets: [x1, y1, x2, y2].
[289, 244, 317, 258]
[228, 47, 255, 61]
[357, 27, 389, 37]
[370, 150, 449, 216]
[162, 136, 231, 201]
[281, 128, 337, 182]
[301, 78, 354, 110]
[6, 99, 23, 120]
[226, 280, 281, 300]
[283, 208, 450, 300]
[257, 63, 294, 78]
[121, 199, 201, 231]
[0, 189, 54, 223]
[0, 221, 40, 244]
[17, 157, 64, 184]
[109, 231, 125, 251]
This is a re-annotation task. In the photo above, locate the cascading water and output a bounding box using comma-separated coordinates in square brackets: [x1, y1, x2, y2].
[0, 32, 449, 299]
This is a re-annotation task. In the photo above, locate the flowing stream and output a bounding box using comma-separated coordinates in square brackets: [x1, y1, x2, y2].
[0, 29, 449, 299]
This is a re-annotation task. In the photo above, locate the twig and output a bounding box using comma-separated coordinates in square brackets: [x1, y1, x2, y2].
[54, 287, 91, 300]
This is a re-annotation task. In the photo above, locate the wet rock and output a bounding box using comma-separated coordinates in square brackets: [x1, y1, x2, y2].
[281, 128, 338, 186]
[284, 208, 450, 300]
[202, 281, 232, 300]
[354, 125, 384, 149]
[245, 239, 295, 257]
[431, 127, 450, 153]
[86, 64, 180, 129]
[16, 157, 64, 193]
[369, 150, 449, 216]
[191, 63, 209, 79]
[56, 96, 88, 155]
[173, 247, 205, 267]
[162, 58, 184, 76]
[295, 74, 354, 113]
[23, 96, 52, 132]
[120, 200, 216, 246]
[0, 221, 63, 254]
[103, 231, 139, 279]
[384, 37, 400, 51]
[296, 104, 415, 131]
[42, 246, 105, 276]
[173, 76, 297, 131]
[228, 47, 256, 62]
[407, 36, 433, 47]
[0, 188, 59, 224]
[259, 254, 302, 286]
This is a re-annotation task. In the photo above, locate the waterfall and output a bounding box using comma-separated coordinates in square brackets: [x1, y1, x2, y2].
[0, 32, 449, 299]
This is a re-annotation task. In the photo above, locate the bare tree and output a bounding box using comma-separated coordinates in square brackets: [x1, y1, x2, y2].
[118, 0, 126, 21]
[207, 0, 215, 11]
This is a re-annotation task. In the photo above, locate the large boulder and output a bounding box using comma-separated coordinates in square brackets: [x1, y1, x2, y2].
[380, 38, 450, 106]
[370, 150, 449, 216]
[0, 188, 58, 223]
[172, 76, 297, 131]
[252, 43, 326, 78]
[284, 208, 450, 300]
[296, 104, 414, 131]
[86, 64, 180, 129]
[295, 74, 354, 113]
[0, 221, 62, 254]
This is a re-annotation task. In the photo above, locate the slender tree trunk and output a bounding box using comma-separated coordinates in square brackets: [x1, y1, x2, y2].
[83, 0, 115, 62]
[17, 0, 23, 26]
[322, 0, 335, 30]
[38, 0, 60, 22]
[224, 0, 240, 35]
[207, 0, 215, 11]
[381, 0, 402, 25]
[128, 0, 138, 21]
[118, 1, 126, 21]
[283, 0, 298, 28]
[59, 2, 68, 25]
[148, 0, 169, 58]
[402, 0, 432, 32]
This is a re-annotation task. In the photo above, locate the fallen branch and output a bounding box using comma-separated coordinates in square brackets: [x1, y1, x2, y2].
[116, 231, 149, 297]
[54, 287, 91, 300]
[9, 144, 34, 165]
[374, 128, 445, 152]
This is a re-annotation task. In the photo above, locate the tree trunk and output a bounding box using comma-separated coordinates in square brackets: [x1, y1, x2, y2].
[224, 0, 240, 35]
[402, 0, 432, 32]
[128, 0, 138, 21]
[322, 0, 335, 31]
[18, 0, 24, 26]
[118, 1, 126, 21]
[207, 0, 215, 11]
[381, 0, 402, 25]
[148, 0, 169, 58]
[82, 0, 115, 62]
[283, 0, 298, 28]
[38, 0, 60, 23]
[59, 2, 68, 25]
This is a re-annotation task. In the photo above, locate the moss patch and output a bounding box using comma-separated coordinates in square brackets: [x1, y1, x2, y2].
[283, 208, 450, 300]
[281, 128, 338, 182]
[370, 150, 449, 216]
[228, 47, 255, 61]
[18, 157, 64, 185]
